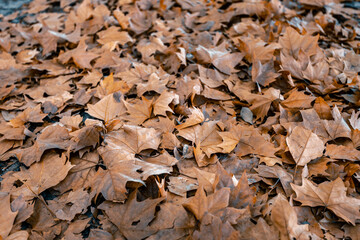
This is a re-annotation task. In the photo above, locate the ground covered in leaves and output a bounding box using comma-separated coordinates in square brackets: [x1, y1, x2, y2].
[0, 0, 360, 239]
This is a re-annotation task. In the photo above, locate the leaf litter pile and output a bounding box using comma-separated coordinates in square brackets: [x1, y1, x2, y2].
[0, 0, 360, 239]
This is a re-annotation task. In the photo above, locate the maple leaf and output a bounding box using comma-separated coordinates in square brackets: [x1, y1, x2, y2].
[13, 152, 73, 200]
[281, 90, 316, 109]
[291, 178, 360, 225]
[279, 27, 319, 58]
[58, 38, 99, 69]
[9, 105, 47, 127]
[87, 92, 125, 124]
[229, 171, 256, 209]
[55, 152, 98, 193]
[233, 86, 281, 121]
[219, 124, 277, 158]
[96, 26, 133, 47]
[0, 192, 18, 239]
[313, 97, 332, 120]
[195, 44, 244, 75]
[153, 91, 179, 116]
[149, 200, 196, 238]
[192, 212, 240, 240]
[69, 123, 103, 151]
[48, 188, 90, 221]
[252, 60, 280, 87]
[238, 35, 280, 63]
[271, 194, 312, 240]
[182, 186, 230, 221]
[325, 144, 360, 161]
[97, 125, 161, 201]
[136, 73, 168, 96]
[99, 190, 164, 240]
[286, 126, 325, 166]
[323, 105, 352, 140]
[96, 73, 130, 97]
[123, 96, 153, 125]
[20, 124, 73, 166]
[256, 165, 293, 197]
[175, 107, 205, 130]
[177, 121, 223, 167]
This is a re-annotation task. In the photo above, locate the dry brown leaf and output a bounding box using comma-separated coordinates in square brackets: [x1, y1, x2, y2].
[96, 26, 133, 47]
[123, 97, 153, 125]
[153, 91, 179, 116]
[9, 105, 46, 128]
[177, 121, 222, 167]
[286, 126, 325, 166]
[97, 73, 130, 97]
[99, 191, 164, 240]
[279, 27, 319, 58]
[219, 124, 277, 158]
[58, 38, 99, 69]
[97, 125, 161, 201]
[0, 192, 18, 239]
[229, 171, 256, 209]
[325, 144, 360, 161]
[183, 186, 230, 221]
[175, 108, 205, 130]
[281, 90, 316, 109]
[271, 194, 312, 240]
[252, 60, 280, 87]
[20, 124, 72, 166]
[13, 152, 73, 199]
[291, 178, 360, 225]
[87, 92, 125, 124]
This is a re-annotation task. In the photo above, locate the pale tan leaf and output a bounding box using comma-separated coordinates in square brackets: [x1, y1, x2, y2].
[286, 126, 324, 166]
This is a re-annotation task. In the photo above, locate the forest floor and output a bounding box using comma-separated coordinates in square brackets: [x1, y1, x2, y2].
[0, 0, 360, 239]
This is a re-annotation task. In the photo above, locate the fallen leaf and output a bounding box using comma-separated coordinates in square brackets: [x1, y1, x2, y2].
[99, 191, 164, 240]
[97, 125, 161, 201]
[183, 186, 230, 221]
[252, 60, 280, 87]
[286, 126, 325, 166]
[0, 192, 18, 239]
[291, 178, 360, 225]
[281, 90, 316, 109]
[58, 38, 99, 69]
[20, 124, 72, 166]
[153, 91, 179, 116]
[271, 194, 311, 240]
[13, 152, 73, 199]
[87, 92, 125, 124]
